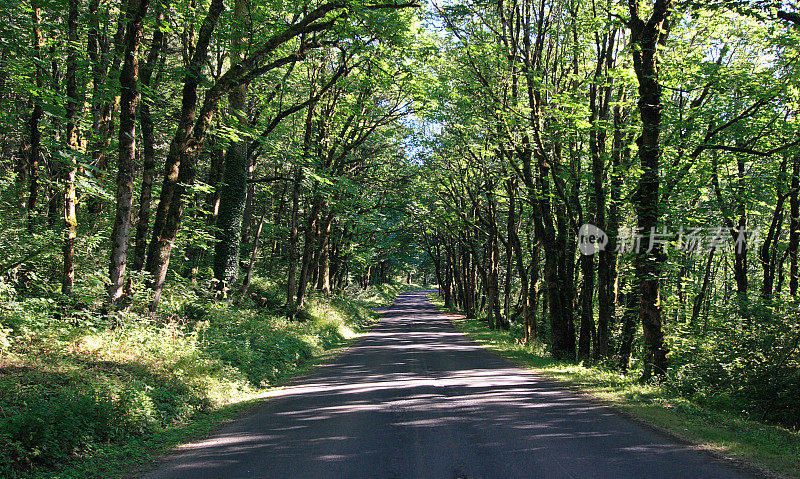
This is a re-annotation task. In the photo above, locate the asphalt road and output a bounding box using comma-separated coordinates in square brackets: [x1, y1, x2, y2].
[142, 290, 756, 479]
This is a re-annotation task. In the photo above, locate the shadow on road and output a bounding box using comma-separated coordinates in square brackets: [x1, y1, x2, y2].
[142, 291, 753, 479]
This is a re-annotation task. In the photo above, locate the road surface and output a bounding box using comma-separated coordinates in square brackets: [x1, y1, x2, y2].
[142, 290, 756, 479]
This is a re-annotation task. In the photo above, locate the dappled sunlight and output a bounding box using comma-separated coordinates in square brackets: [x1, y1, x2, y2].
[177, 433, 280, 451]
[144, 291, 750, 479]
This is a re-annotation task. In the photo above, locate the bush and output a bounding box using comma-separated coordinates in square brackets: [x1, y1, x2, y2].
[200, 294, 370, 387]
[668, 316, 800, 428]
[0, 391, 119, 474]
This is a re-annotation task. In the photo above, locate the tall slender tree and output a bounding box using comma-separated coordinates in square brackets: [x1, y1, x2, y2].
[627, 0, 672, 379]
[108, 0, 152, 305]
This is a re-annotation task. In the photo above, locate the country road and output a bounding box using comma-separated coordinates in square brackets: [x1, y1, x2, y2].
[141, 290, 756, 479]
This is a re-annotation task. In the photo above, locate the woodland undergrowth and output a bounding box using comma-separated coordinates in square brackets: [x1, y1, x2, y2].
[0, 277, 415, 478]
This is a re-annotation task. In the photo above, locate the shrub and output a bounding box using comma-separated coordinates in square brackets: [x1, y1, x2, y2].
[668, 317, 800, 428]
[0, 391, 119, 474]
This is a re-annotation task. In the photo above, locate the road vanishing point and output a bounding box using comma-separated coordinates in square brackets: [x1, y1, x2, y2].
[142, 290, 756, 479]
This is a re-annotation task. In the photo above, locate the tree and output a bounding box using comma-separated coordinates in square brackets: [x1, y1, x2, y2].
[627, 0, 672, 380]
[108, 0, 152, 306]
[212, 0, 251, 290]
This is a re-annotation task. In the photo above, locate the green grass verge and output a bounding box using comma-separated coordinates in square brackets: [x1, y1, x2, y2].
[427, 293, 800, 478]
[0, 281, 420, 478]
[55, 340, 366, 479]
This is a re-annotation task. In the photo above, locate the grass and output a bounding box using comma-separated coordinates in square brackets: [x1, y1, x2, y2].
[428, 293, 800, 478]
[0, 280, 420, 478]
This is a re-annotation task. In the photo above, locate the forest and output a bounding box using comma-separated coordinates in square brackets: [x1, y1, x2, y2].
[0, 0, 799, 476]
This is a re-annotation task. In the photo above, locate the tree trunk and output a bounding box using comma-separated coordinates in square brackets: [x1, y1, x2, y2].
[145, 0, 226, 311]
[316, 213, 333, 294]
[578, 253, 594, 361]
[240, 208, 267, 300]
[528, 243, 540, 341]
[690, 247, 715, 326]
[591, 34, 614, 360]
[108, 0, 152, 305]
[506, 180, 531, 337]
[310, 222, 321, 288]
[618, 288, 639, 371]
[759, 157, 788, 299]
[296, 196, 323, 308]
[444, 241, 455, 308]
[27, 0, 44, 217]
[711, 154, 750, 316]
[242, 160, 256, 244]
[598, 102, 626, 360]
[529, 148, 575, 360]
[206, 137, 225, 224]
[212, 103, 249, 287]
[212, 0, 250, 289]
[131, 7, 166, 272]
[288, 95, 316, 311]
[62, 0, 81, 296]
[503, 240, 512, 324]
[732, 157, 749, 313]
[484, 188, 504, 330]
[628, 0, 671, 380]
[485, 243, 497, 330]
[577, 132, 594, 362]
[286, 167, 302, 310]
[452, 244, 464, 310]
[47, 46, 62, 228]
[790, 154, 799, 296]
